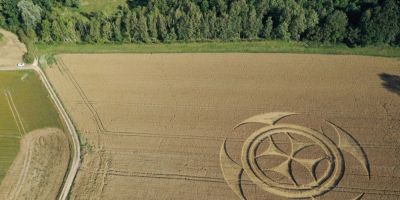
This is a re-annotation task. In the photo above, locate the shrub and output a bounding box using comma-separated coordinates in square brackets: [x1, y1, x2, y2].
[23, 51, 35, 64]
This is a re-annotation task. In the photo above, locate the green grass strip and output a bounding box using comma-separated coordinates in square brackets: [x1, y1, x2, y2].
[36, 40, 400, 58]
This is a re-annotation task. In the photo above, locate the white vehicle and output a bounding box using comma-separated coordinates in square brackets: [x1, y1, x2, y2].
[17, 63, 25, 68]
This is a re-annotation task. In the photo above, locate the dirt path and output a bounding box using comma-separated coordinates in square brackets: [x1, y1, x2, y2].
[31, 63, 81, 200]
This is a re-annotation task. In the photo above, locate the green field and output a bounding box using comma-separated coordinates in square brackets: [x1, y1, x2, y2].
[36, 40, 400, 58]
[0, 71, 63, 181]
[80, 0, 126, 13]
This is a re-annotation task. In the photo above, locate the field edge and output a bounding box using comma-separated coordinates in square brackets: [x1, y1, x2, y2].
[35, 40, 400, 58]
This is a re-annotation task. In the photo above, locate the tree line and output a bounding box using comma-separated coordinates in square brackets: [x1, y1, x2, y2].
[0, 0, 399, 47]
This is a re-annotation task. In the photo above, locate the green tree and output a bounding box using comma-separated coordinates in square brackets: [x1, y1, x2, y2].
[136, 9, 150, 42]
[121, 8, 132, 42]
[127, 0, 148, 8]
[156, 13, 168, 41]
[51, 20, 63, 42]
[23, 51, 35, 64]
[112, 11, 123, 42]
[207, 11, 217, 39]
[227, 0, 244, 39]
[39, 19, 52, 42]
[147, 7, 159, 42]
[17, 0, 42, 31]
[275, 21, 290, 40]
[199, 13, 210, 39]
[0, 0, 398, 47]
[320, 10, 348, 43]
[1, 0, 20, 30]
[287, 2, 306, 40]
[243, 6, 261, 39]
[361, 0, 400, 44]
[101, 19, 113, 42]
[261, 17, 273, 39]
[88, 17, 101, 43]
[174, 7, 193, 40]
[63, 0, 80, 7]
[215, 14, 228, 40]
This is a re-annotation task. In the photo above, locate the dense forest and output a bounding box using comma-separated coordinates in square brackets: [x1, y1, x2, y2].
[0, 0, 399, 47]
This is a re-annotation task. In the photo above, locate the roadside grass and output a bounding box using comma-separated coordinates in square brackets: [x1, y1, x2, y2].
[79, 0, 126, 14]
[35, 40, 400, 58]
[0, 71, 63, 181]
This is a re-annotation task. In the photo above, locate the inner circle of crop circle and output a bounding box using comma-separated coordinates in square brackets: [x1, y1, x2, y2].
[241, 124, 344, 199]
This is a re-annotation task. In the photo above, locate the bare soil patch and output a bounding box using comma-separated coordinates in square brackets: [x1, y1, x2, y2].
[46, 53, 400, 199]
[0, 128, 70, 200]
[0, 29, 26, 67]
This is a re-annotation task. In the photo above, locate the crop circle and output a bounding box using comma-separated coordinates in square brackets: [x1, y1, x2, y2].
[241, 124, 344, 198]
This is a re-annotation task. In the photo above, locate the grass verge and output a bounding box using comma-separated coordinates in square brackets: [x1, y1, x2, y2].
[35, 40, 400, 58]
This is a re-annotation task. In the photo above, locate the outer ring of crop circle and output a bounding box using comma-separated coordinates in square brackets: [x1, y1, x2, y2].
[241, 124, 344, 198]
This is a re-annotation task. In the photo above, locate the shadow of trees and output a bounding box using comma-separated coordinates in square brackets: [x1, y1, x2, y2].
[379, 73, 400, 95]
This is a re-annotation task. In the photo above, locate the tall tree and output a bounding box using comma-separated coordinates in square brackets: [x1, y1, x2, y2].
[17, 0, 42, 31]
[361, 0, 400, 44]
[319, 10, 348, 43]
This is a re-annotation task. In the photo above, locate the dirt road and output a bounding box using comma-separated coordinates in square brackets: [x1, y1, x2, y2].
[32, 64, 81, 200]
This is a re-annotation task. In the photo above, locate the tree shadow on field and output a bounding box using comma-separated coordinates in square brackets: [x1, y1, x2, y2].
[379, 73, 400, 96]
